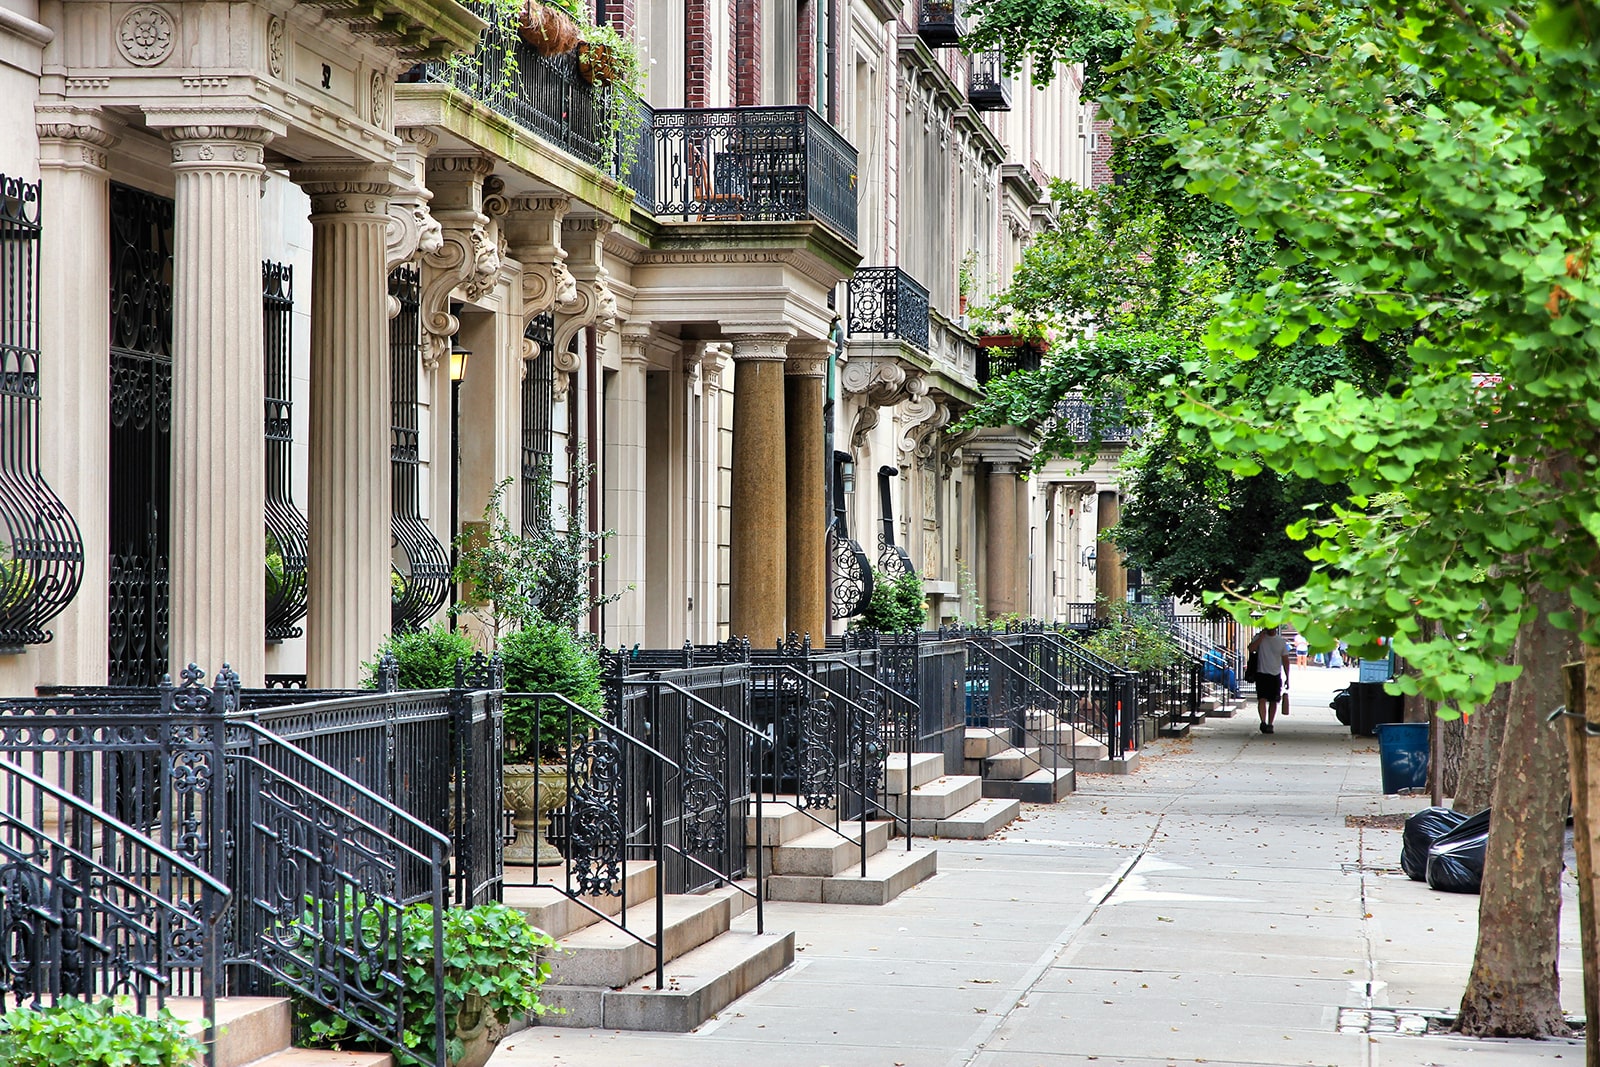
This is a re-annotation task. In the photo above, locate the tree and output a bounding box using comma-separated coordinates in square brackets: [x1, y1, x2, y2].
[966, 0, 1600, 1040]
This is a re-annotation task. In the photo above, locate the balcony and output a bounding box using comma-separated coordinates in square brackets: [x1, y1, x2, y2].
[405, 20, 616, 172]
[919, 0, 968, 47]
[848, 266, 930, 352]
[1054, 395, 1133, 444]
[968, 50, 1012, 111]
[975, 337, 1044, 384]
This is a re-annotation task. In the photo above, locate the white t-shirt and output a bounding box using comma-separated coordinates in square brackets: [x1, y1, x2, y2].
[1254, 632, 1290, 676]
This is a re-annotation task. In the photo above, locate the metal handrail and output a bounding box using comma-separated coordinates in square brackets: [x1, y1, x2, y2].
[963, 639, 1065, 785]
[825, 658, 917, 854]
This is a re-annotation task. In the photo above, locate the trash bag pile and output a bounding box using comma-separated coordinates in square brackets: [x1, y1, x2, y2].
[1399, 806, 1490, 893]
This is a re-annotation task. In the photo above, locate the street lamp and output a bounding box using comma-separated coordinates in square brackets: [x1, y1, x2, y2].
[447, 333, 470, 632]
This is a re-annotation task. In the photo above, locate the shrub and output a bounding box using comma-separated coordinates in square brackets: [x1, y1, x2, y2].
[1078, 601, 1183, 671]
[297, 900, 553, 1067]
[500, 620, 604, 761]
[858, 568, 926, 633]
[365, 624, 477, 690]
[0, 998, 202, 1067]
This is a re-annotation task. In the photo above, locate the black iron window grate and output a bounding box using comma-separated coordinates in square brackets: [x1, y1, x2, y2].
[262, 261, 309, 641]
[389, 265, 451, 632]
[521, 312, 555, 534]
[876, 465, 914, 579]
[0, 174, 84, 652]
[847, 266, 930, 352]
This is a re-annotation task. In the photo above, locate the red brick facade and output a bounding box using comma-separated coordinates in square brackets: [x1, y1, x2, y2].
[686, 0, 712, 106]
[1090, 118, 1114, 187]
[734, 0, 761, 106]
[797, 0, 815, 110]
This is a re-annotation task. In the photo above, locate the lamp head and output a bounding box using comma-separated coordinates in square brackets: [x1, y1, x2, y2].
[449, 341, 471, 383]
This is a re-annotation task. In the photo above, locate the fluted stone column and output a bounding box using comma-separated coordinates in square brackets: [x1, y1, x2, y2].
[986, 462, 1020, 619]
[295, 168, 394, 688]
[36, 110, 117, 684]
[727, 327, 794, 646]
[784, 342, 828, 644]
[607, 325, 651, 647]
[1095, 488, 1125, 616]
[163, 125, 273, 683]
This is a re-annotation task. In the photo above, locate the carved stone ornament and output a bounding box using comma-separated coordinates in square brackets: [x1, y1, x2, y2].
[117, 6, 177, 66]
[553, 218, 617, 356]
[846, 362, 928, 449]
[900, 393, 952, 460]
[371, 72, 387, 129]
[418, 222, 494, 367]
[501, 197, 575, 321]
[387, 200, 443, 274]
[36, 110, 118, 171]
[266, 16, 285, 77]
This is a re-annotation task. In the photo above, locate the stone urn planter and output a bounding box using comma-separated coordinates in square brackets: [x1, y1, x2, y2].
[502, 761, 569, 866]
[451, 993, 508, 1067]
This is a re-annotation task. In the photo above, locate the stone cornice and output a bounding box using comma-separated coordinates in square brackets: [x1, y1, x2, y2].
[640, 221, 861, 289]
[860, 0, 903, 25]
[895, 34, 965, 115]
[298, 0, 486, 63]
[1000, 161, 1045, 206]
[0, 5, 52, 47]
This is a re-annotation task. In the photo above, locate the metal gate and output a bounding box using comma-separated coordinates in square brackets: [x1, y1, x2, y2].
[106, 183, 173, 686]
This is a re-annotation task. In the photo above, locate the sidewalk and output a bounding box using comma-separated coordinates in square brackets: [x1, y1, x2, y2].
[491, 664, 1585, 1067]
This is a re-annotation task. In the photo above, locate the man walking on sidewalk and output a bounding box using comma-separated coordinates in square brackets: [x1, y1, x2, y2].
[1248, 626, 1292, 734]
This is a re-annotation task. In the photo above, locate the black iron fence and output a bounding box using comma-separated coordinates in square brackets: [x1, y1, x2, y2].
[262, 260, 309, 642]
[1054, 394, 1134, 444]
[848, 266, 931, 352]
[645, 106, 858, 244]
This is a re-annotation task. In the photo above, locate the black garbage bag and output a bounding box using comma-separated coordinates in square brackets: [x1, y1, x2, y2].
[1426, 808, 1491, 893]
[1330, 688, 1353, 726]
[1401, 806, 1470, 881]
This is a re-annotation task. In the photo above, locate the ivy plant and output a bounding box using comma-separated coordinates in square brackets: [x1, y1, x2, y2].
[0, 998, 202, 1067]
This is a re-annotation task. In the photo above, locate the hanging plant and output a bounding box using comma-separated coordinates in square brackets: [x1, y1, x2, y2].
[517, 0, 582, 55]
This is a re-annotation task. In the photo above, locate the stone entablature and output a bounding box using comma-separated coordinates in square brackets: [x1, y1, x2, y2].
[39, 0, 484, 166]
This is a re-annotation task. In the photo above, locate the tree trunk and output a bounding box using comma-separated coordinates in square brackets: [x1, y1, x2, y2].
[1564, 660, 1598, 1067]
[1455, 580, 1575, 1037]
[1454, 670, 1510, 812]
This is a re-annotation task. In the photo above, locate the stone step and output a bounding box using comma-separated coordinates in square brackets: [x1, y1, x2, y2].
[1160, 719, 1192, 738]
[884, 751, 945, 794]
[984, 746, 1043, 780]
[911, 796, 1021, 840]
[251, 1053, 391, 1067]
[168, 997, 293, 1067]
[1205, 700, 1238, 719]
[1076, 752, 1141, 775]
[981, 766, 1074, 804]
[545, 888, 738, 990]
[538, 926, 796, 1032]
[885, 773, 983, 821]
[963, 727, 1010, 760]
[760, 819, 892, 877]
[1027, 725, 1109, 761]
[745, 800, 816, 846]
[503, 862, 658, 940]
[765, 844, 938, 905]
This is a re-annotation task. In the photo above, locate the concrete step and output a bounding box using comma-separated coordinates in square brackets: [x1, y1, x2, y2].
[761, 820, 892, 877]
[984, 746, 1043, 780]
[168, 997, 292, 1067]
[911, 796, 1021, 839]
[1159, 719, 1191, 738]
[766, 844, 938, 905]
[1076, 752, 1141, 775]
[981, 766, 1074, 804]
[538, 927, 795, 1032]
[251, 1053, 391, 1067]
[885, 774, 983, 821]
[1028, 725, 1109, 762]
[503, 862, 658, 939]
[746, 800, 815, 846]
[545, 888, 737, 990]
[884, 751, 945, 794]
[1205, 700, 1239, 718]
[963, 727, 1010, 760]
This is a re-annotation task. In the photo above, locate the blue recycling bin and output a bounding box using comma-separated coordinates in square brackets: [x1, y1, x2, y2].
[1376, 722, 1429, 794]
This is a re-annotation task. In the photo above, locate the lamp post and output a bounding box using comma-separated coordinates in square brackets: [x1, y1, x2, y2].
[447, 336, 470, 632]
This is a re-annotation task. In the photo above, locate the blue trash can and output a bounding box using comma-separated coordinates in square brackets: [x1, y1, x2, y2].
[1376, 722, 1430, 794]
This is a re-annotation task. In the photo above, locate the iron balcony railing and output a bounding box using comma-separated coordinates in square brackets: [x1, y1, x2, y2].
[644, 106, 858, 245]
[847, 266, 930, 352]
[1054, 394, 1134, 443]
[919, 0, 968, 47]
[968, 50, 1012, 111]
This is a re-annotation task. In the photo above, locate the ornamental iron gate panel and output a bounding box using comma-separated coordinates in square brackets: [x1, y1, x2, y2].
[876, 465, 914, 579]
[827, 451, 870, 619]
[0, 173, 84, 650]
[107, 183, 173, 686]
[388, 266, 451, 632]
[262, 262, 309, 641]
[520, 312, 554, 534]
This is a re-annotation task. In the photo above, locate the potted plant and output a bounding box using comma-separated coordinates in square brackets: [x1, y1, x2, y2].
[365, 623, 477, 690]
[957, 250, 978, 314]
[517, 0, 582, 54]
[576, 22, 641, 86]
[499, 619, 604, 865]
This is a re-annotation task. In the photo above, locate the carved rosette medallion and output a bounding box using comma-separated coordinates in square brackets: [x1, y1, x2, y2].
[266, 17, 285, 77]
[117, 6, 177, 66]
[371, 72, 387, 129]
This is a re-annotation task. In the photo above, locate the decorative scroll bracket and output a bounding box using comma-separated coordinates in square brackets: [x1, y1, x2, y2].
[841, 354, 928, 450]
[549, 217, 617, 400]
[386, 128, 443, 296]
[501, 195, 577, 323]
[419, 154, 500, 369]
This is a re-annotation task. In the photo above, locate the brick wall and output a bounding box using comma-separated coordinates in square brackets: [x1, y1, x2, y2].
[687, 0, 712, 107]
[797, 0, 814, 109]
[1090, 118, 1114, 187]
[734, 0, 761, 106]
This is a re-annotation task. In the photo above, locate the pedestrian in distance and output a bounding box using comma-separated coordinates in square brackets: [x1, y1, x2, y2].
[1247, 625, 1292, 734]
[1201, 644, 1241, 698]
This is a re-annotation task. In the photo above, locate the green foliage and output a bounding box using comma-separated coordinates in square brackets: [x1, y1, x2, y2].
[365, 624, 478, 690]
[859, 569, 926, 632]
[499, 620, 604, 761]
[957, 250, 979, 298]
[524, 457, 625, 632]
[454, 479, 544, 649]
[265, 534, 285, 604]
[1078, 601, 1183, 671]
[297, 900, 553, 1067]
[0, 998, 203, 1067]
[0, 545, 34, 612]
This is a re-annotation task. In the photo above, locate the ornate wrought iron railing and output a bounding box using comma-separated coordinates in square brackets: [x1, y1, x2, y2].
[968, 49, 1012, 111]
[263, 261, 309, 641]
[847, 266, 930, 352]
[0, 174, 84, 651]
[646, 106, 858, 244]
[615, 91, 657, 211]
[1053, 394, 1133, 443]
[406, 10, 614, 171]
[875, 464, 914, 580]
[975, 340, 1044, 384]
[918, 0, 967, 46]
[520, 313, 555, 534]
[0, 757, 231, 1053]
[828, 451, 871, 620]
[961, 633, 1072, 780]
[389, 265, 451, 632]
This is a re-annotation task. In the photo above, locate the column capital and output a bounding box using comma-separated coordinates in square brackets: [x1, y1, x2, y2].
[618, 322, 655, 365]
[145, 106, 284, 152]
[36, 105, 118, 171]
[726, 325, 796, 361]
[292, 164, 396, 220]
[785, 339, 831, 378]
[397, 125, 439, 152]
[990, 461, 1021, 476]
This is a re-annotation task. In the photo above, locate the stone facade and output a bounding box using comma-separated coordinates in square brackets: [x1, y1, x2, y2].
[0, 0, 1124, 694]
